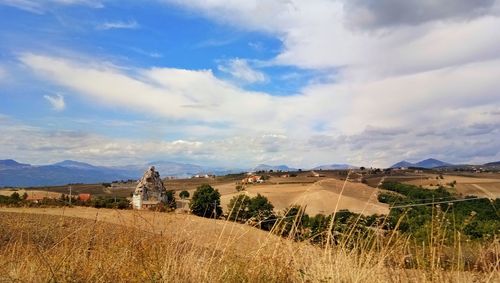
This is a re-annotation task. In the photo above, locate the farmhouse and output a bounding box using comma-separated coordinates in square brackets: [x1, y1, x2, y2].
[25, 194, 46, 203]
[191, 174, 215, 179]
[78, 193, 91, 202]
[25, 192, 59, 203]
[242, 175, 263, 184]
[309, 171, 325, 177]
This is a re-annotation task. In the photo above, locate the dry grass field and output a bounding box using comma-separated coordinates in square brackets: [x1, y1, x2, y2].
[404, 174, 500, 198]
[219, 178, 388, 216]
[0, 207, 498, 282]
[0, 189, 61, 199]
[1, 183, 136, 198]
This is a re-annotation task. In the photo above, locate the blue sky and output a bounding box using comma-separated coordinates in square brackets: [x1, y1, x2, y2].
[1, 0, 500, 167]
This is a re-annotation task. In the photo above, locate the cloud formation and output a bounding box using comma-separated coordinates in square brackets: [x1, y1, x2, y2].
[19, 50, 500, 166]
[4, 1, 500, 167]
[218, 58, 267, 84]
[43, 93, 66, 111]
[344, 0, 497, 29]
[97, 20, 139, 30]
[166, 0, 500, 77]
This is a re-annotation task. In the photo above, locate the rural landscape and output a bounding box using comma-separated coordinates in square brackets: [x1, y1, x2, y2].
[1, 0, 500, 282]
[1, 158, 499, 282]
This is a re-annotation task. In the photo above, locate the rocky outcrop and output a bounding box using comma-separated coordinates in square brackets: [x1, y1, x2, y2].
[132, 166, 168, 209]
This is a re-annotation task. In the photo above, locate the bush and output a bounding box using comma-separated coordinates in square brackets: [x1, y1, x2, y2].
[227, 194, 274, 224]
[189, 184, 222, 218]
[248, 194, 274, 220]
[179, 190, 190, 199]
[165, 190, 176, 209]
[227, 194, 252, 221]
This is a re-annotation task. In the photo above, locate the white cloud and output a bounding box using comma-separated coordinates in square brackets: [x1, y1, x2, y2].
[43, 93, 66, 111]
[218, 58, 267, 84]
[97, 20, 139, 30]
[1, 115, 499, 168]
[165, 0, 500, 79]
[12, 1, 500, 166]
[20, 53, 280, 129]
[19, 51, 500, 166]
[0, 0, 103, 14]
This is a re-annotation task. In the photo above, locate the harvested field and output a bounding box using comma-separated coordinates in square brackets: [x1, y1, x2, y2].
[1, 183, 135, 198]
[0, 189, 61, 199]
[218, 178, 389, 216]
[404, 174, 500, 198]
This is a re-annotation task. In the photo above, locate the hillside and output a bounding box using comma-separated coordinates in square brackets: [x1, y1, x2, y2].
[0, 159, 30, 170]
[218, 177, 388, 216]
[0, 207, 497, 282]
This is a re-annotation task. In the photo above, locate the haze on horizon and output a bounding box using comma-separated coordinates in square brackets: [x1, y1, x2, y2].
[0, 0, 499, 168]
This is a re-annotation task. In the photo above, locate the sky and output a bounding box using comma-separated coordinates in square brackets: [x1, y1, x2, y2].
[0, 0, 499, 168]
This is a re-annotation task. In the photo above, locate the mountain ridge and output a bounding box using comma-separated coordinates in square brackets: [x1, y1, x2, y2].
[391, 158, 451, 169]
[0, 159, 246, 187]
[313, 164, 358, 170]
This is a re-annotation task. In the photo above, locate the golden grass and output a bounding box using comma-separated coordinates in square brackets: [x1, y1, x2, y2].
[0, 207, 498, 283]
[218, 178, 389, 216]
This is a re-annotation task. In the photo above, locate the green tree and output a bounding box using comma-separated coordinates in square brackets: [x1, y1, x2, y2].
[10, 192, 21, 202]
[227, 193, 274, 223]
[248, 194, 274, 220]
[179, 190, 190, 199]
[275, 205, 309, 240]
[189, 184, 222, 218]
[227, 194, 251, 221]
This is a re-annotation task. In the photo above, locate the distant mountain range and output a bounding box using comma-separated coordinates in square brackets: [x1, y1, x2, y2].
[253, 164, 297, 172]
[390, 158, 451, 169]
[0, 159, 245, 187]
[0, 159, 133, 187]
[252, 163, 359, 172]
[313, 164, 358, 170]
[2, 158, 498, 187]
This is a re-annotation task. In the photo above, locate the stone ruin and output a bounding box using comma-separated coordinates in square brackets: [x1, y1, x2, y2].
[131, 166, 168, 209]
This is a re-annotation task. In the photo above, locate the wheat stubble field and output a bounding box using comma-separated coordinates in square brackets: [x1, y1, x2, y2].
[218, 178, 389, 216]
[403, 174, 500, 199]
[0, 207, 498, 282]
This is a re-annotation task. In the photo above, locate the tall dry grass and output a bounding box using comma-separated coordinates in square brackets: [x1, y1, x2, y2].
[0, 209, 498, 283]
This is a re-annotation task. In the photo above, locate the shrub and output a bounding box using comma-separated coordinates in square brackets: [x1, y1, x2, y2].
[179, 190, 190, 199]
[227, 194, 274, 223]
[165, 190, 176, 209]
[227, 194, 252, 221]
